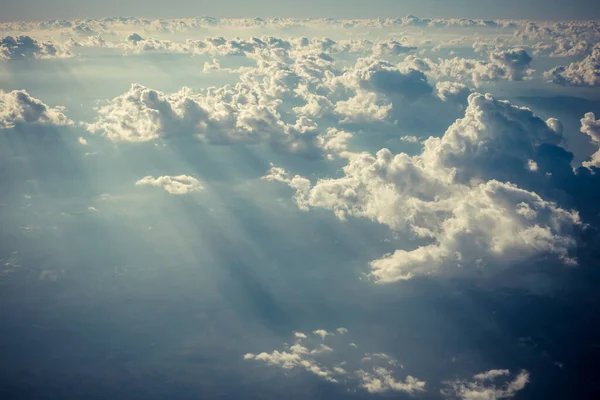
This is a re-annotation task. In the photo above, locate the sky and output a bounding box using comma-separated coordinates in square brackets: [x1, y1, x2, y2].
[2, 0, 600, 21]
[1, 4, 600, 400]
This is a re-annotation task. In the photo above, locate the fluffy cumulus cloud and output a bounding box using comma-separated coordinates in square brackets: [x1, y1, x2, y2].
[244, 328, 426, 394]
[442, 369, 530, 400]
[320, 57, 440, 125]
[86, 78, 351, 159]
[357, 366, 426, 394]
[544, 44, 600, 87]
[435, 81, 472, 103]
[580, 112, 600, 168]
[488, 48, 533, 81]
[0, 90, 73, 129]
[427, 48, 534, 86]
[76, 18, 598, 285]
[372, 39, 417, 57]
[0, 35, 68, 60]
[264, 93, 581, 282]
[336, 58, 433, 100]
[135, 175, 203, 195]
[420, 93, 563, 184]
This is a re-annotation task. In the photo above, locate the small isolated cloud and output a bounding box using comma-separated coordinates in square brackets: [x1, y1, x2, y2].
[442, 369, 530, 399]
[136, 175, 203, 195]
[372, 39, 417, 57]
[400, 135, 420, 143]
[244, 328, 426, 394]
[312, 329, 331, 339]
[0, 90, 73, 129]
[343, 58, 433, 100]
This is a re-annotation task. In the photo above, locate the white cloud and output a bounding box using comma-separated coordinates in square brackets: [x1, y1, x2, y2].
[135, 175, 203, 195]
[515, 21, 600, 58]
[0, 90, 73, 128]
[87, 78, 350, 159]
[400, 135, 420, 143]
[357, 368, 426, 394]
[245, 328, 426, 394]
[488, 48, 533, 81]
[420, 93, 563, 184]
[435, 81, 472, 103]
[334, 91, 392, 123]
[580, 112, 600, 168]
[429, 48, 533, 86]
[0, 35, 70, 60]
[336, 58, 433, 100]
[473, 369, 510, 381]
[442, 369, 530, 400]
[264, 93, 580, 283]
[544, 44, 600, 87]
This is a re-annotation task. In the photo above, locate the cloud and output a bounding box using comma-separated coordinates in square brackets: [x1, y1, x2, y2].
[442, 369, 530, 400]
[429, 48, 534, 86]
[0, 90, 73, 129]
[65, 35, 112, 49]
[312, 329, 331, 339]
[244, 328, 426, 394]
[372, 39, 417, 57]
[333, 91, 393, 123]
[324, 57, 442, 126]
[135, 175, 203, 195]
[421, 93, 563, 185]
[580, 112, 600, 168]
[515, 21, 600, 58]
[357, 368, 426, 394]
[87, 75, 351, 158]
[0, 35, 69, 60]
[544, 44, 600, 87]
[400, 135, 420, 143]
[339, 58, 433, 100]
[264, 93, 581, 283]
[435, 81, 472, 103]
